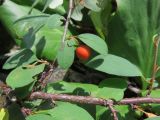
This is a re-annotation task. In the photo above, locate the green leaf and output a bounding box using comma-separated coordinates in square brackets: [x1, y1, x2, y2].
[6, 64, 45, 88]
[45, 102, 94, 120]
[0, 0, 42, 45]
[14, 14, 49, 31]
[26, 114, 53, 120]
[142, 89, 160, 115]
[15, 81, 36, 99]
[83, 0, 101, 12]
[49, 0, 63, 9]
[96, 105, 138, 120]
[142, 89, 160, 98]
[8, 103, 25, 120]
[96, 78, 127, 100]
[71, 4, 84, 21]
[86, 54, 142, 76]
[103, 0, 160, 78]
[0, 108, 9, 120]
[78, 33, 108, 55]
[57, 43, 75, 69]
[3, 49, 37, 70]
[144, 117, 160, 120]
[90, 0, 112, 39]
[46, 81, 98, 96]
[90, 11, 105, 39]
[27, 27, 65, 60]
[45, 14, 64, 29]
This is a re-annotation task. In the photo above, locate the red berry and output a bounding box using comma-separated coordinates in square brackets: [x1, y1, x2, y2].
[76, 45, 91, 60]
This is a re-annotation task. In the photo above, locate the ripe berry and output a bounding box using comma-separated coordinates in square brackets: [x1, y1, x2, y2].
[76, 45, 91, 60]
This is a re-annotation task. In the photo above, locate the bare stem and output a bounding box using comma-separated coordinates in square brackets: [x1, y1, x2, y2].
[108, 104, 118, 120]
[147, 35, 160, 96]
[60, 0, 74, 49]
[30, 92, 160, 106]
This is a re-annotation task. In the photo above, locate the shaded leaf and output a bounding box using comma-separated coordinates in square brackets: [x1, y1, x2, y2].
[46, 81, 98, 96]
[15, 81, 36, 99]
[8, 103, 25, 120]
[3, 49, 37, 70]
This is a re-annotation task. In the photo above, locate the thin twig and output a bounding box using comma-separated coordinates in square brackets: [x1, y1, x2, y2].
[147, 34, 160, 96]
[60, 0, 74, 49]
[29, 92, 160, 106]
[29, 92, 113, 106]
[107, 103, 118, 120]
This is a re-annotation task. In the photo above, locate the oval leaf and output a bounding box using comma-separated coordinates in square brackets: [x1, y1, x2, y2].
[86, 54, 142, 76]
[57, 43, 75, 69]
[46, 102, 94, 120]
[3, 49, 37, 70]
[6, 64, 45, 88]
[78, 33, 108, 55]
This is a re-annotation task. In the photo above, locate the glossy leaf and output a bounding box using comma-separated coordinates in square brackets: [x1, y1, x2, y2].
[78, 33, 108, 55]
[3, 49, 37, 70]
[6, 64, 45, 88]
[57, 43, 75, 69]
[86, 54, 142, 76]
[96, 78, 127, 100]
[26, 114, 53, 120]
[104, 0, 160, 78]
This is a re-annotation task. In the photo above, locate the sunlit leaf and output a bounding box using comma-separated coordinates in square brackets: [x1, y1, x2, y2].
[78, 33, 108, 55]
[49, 0, 63, 9]
[6, 64, 45, 88]
[0, 108, 9, 120]
[96, 78, 127, 100]
[86, 54, 142, 76]
[26, 114, 53, 120]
